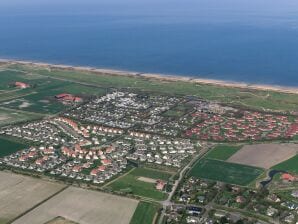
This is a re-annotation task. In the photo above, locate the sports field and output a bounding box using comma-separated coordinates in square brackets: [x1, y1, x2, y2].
[13, 186, 138, 224]
[190, 158, 264, 186]
[0, 137, 28, 157]
[107, 168, 171, 200]
[272, 154, 298, 174]
[129, 202, 159, 224]
[205, 145, 241, 161]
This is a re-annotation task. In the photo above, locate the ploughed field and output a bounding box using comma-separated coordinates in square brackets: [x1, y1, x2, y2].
[12, 186, 138, 224]
[0, 171, 65, 224]
[190, 158, 264, 186]
[228, 144, 298, 169]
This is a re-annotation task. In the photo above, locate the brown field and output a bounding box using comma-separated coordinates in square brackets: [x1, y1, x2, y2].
[227, 144, 298, 169]
[0, 171, 65, 224]
[0, 115, 10, 121]
[13, 186, 139, 224]
[137, 176, 157, 183]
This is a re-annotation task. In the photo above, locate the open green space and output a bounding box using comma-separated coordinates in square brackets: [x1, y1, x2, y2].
[129, 201, 158, 224]
[163, 104, 193, 117]
[190, 158, 264, 186]
[0, 137, 28, 157]
[272, 154, 298, 174]
[205, 145, 241, 161]
[107, 168, 171, 200]
[0, 69, 106, 114]
[0, 107, 43, 127]
[8, 64, 298, 112]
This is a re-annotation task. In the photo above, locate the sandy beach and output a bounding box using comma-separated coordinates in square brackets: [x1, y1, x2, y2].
[1, 58, 298, 95]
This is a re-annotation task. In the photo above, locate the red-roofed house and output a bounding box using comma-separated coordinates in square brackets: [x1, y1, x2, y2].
[15, 82, 30, 89]
[282, 173, 296, 182]
[156, 180, 166, 191]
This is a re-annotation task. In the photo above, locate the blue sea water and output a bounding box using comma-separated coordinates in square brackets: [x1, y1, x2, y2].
[1, 0, 298, 86]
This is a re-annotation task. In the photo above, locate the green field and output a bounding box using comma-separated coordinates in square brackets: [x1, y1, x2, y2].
[129, 202, 159, 224]
[205, 145, 241, 161]
[107, 168, 171, 200]
[272, 154, 298, 174]
[7, 63, 298, 112]
[0, 107, 43, 127]
[190, 158, 264, 186]
[0, 137, 28, 157]
[0, 68, 106, 114]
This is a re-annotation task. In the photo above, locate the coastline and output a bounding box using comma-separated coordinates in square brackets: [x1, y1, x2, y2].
[1, 58, 298, 95]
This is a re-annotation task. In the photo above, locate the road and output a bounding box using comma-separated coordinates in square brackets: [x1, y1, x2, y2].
[157, 145, 212, 224]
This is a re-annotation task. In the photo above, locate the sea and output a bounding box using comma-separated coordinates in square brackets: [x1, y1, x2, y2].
[1, 0, 298, 86]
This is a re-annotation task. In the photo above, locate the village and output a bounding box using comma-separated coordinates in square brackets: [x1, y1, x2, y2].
[0, 87, 298, 224]
[0, 112, 198, 186]
[165, 177, 298, 224]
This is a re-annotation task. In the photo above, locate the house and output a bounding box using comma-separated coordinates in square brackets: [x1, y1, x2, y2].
[266, 206, 278, 217]
[186, 206, 203, 216]
[15, 82, 30, 89]
[291, 190, 298, 198]
[282, 173, 296, 182]
[156, 180, 166, 191]
[236, 196, 246, 204]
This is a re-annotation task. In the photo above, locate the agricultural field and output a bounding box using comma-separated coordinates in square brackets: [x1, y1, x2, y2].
[129, 202, 159, 224]
[190, 158, 264, 186]
[107, 168, 172, 201]
[8, 63, 298, 112]
[205, 144, 241, 161]
[0, 107, 42, 127]
[0, 137, 28, 157]
[228, 144, 298, 169]
[272, 154, 298, 174]
[0, 171, 65, 224]
[13, 186, 138, 224]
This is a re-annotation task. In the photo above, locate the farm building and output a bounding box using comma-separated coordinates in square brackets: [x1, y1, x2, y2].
[15, 81, 30, 89]
[55, 93, 83, 103]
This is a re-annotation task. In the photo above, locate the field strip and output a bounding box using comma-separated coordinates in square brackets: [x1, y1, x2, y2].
[8, 186, 69, 224]
[0, 91, 37, 103]
[141, 167, 176, 175]
[0, 106, 48, 117]
[101, 167, 136, 188]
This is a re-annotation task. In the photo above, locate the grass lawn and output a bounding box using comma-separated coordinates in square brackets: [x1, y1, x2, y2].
[107, 168, 171, 201]
[190, 158, 264, 186]
[205, 145, 241, 161]
[272, 154, 298, 174]
[130, 201, 159, 224]
[0, 137, 28, 157]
